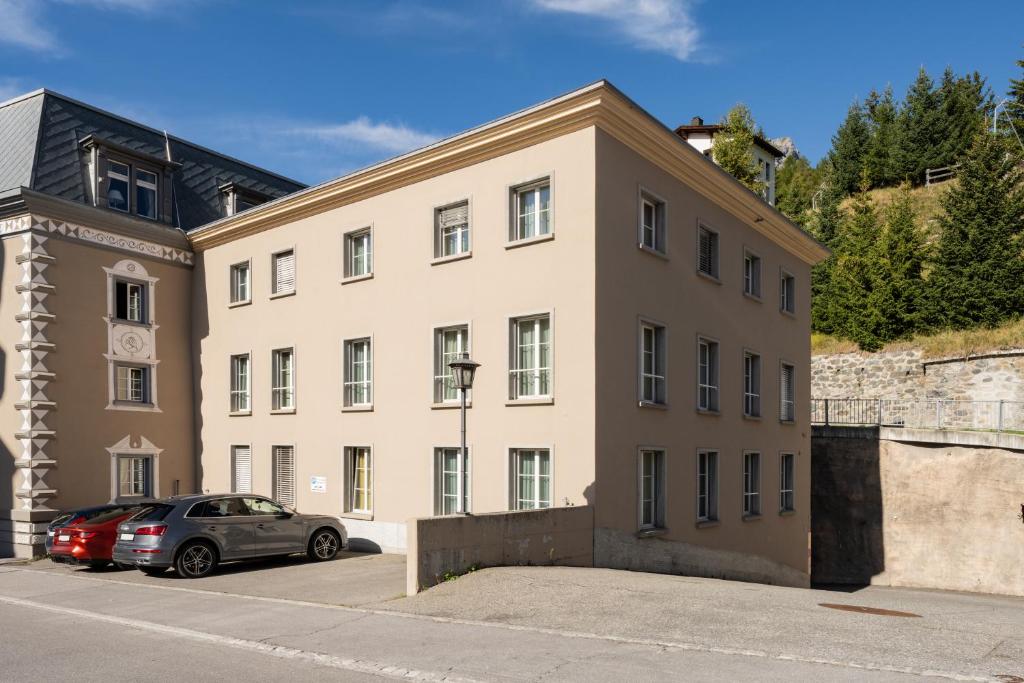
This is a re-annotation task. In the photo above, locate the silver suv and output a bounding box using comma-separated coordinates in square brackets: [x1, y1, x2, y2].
[112, 494, 348, 578]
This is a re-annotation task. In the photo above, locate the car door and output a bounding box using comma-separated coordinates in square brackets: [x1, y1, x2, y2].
[189, 497, 255, 560]
[244, 497, 306, 555]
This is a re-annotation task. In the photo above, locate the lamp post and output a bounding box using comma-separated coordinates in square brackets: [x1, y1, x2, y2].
[448, 352, 480, 514]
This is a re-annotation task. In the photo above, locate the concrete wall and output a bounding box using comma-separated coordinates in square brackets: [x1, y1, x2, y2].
[406, 505, 594, 595]
[812, 427, 1024, 596]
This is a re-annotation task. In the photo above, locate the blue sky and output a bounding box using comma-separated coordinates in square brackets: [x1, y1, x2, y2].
[2, 0, 1022, 185]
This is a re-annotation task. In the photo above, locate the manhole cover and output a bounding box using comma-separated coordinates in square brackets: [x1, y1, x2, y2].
[818, 603, 921, 618]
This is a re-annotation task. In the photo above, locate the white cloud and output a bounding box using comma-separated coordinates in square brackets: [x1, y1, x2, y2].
[0, 0, 58, 51]
[289, 117, 439, 155]
[530, 0, 702, 62]
[53, 0, 166, 10]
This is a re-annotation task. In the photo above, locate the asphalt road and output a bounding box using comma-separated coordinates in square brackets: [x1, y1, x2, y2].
[1, 562, 1021, 681]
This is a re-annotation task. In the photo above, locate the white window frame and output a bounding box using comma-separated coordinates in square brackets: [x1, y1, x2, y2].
[433, 446, 470, 515]
[272, 444, 297, 508]
[638, 187, 667, 255]
[343, 337, 373, 408]
[343, 227, 373, 281]
[434, 199, 471, 261]
[113, 278, 148, 324]
[780, 269, 796, 315]
[229, 260, 251, 306]
[116, 454, 152, 498]
[107, 160, 131, 213]
[696, 222, 720, 280]
[271, 248, 296, 297]
[743, 249, 762, 299]
[697, 336, 720, 413]
[344, 446, 373, 515]
[638, 448, 666, 530]
[639, 319, 667, 406]
[780, 361, 796, 423]
[433, 323, 470, 404]
[779, 452, 795, 512]
[508, 176, 553, 244]
[230, 444, 252, 494]
[115, 364, 150, 404]
[271, 347, 295, 412]
[508, 312, 553, 401]
[510, 448, 552, 510]
[134, 167, 159, 220]
[743, 350, 761, 418]
[230, 353, 251, 414]
[696, 449, 719, 522]
[743, 451, 761, 517]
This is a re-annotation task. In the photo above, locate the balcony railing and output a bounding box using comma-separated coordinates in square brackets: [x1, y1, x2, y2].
[811, 398, 1024, 433]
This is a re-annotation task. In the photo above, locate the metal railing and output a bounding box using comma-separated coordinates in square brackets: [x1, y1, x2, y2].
[811, 398, 1024, 433]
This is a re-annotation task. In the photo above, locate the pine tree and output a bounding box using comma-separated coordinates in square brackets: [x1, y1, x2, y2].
[830, 181, 885, 350]
[895, 67, 944, 184]
[863, 87, 898, 187]
[775, 155, 819, 225]
[936, 69, 988, 167]
[1006, 50, 1024, 133]
[713, 104, 764, 194]
[925, 131, 1024, 328]
[866, 187, 927, 341]
[809, 169, 847, 335]
[826, 101, 870, 195]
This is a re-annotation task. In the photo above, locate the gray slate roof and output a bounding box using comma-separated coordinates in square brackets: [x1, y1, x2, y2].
[0, 89, 304, 231]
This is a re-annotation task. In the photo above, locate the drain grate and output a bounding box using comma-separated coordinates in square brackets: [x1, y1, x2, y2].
[818, 603, 921, 618]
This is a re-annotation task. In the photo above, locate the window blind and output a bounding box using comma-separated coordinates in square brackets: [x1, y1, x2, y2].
[780, 364, 795, 421]
[698, 227, 716, 276]
[273, 445, 296, 507]
[438, 202, 469, 229]
[274, 251, 295, 293]
[231, 445, 252, 494]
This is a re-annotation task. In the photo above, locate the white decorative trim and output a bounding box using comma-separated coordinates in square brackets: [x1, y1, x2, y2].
[106, 435, 163, 503]
[1, 214, 193, 266]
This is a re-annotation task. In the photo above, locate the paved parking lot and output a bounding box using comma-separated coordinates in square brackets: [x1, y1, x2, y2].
[26, 550, 406, 607]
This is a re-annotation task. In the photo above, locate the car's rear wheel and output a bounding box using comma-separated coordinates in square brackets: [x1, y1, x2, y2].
[175, 542, 217, 579]
[88, 560, 109, 570]
[139, 566, 167, 576]
[307, 528, 340, 561]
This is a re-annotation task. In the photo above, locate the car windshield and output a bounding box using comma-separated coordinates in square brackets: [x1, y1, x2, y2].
[129, 504, 174, 522]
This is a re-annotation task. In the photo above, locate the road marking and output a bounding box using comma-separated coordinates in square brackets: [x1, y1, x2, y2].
[0, 594, 480, 683]
[3, 567, 997, 682]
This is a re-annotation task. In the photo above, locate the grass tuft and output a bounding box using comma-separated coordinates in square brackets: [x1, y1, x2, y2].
[813, 318, 1024, 358]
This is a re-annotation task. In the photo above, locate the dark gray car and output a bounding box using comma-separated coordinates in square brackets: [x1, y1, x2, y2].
[112, 494, 348, 578]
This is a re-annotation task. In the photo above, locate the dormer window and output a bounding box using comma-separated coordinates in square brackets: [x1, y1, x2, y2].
[104, 159, 160, 220]
[220, 182, 270, 217]
[136, 169, 158, 219]
[107, 161, 130, 213]
[81, 135, 175, 223]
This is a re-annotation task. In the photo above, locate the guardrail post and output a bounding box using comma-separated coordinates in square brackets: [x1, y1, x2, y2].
[936, 400, 943, 430]
[998, 400, 1004, 433]
[824, 399, 830, 426]
[877, 398, 883, 426]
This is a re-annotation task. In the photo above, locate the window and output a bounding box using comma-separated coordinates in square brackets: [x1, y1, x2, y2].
[245, 497, 288, 516]
[114, 280, 146, 323]
[135, 168, 158, 220]
[743, 452, 761, 516]
[511, 179, 551, 241]
[230, 354, 250, 413]
[230, 262, 250, 304]
[272, 445, 296, 507]
[743, 352, 761, 417]
[271, 348, 295, 411]
[640, 322, 666, 405]
[435, 201, 470, 258]
[697, 449, 718, 522]
[697, 225, 719, 278]
[640, 193, 665, 253]
[434, 447, 469, 515]
[107, 161, 130, 213]
[510, 315, 551, 399]
[344, 229, 373, 279]
[780, 362, 795, 422]
[434, 325, 469, 403]
[780, 453, 795, 512]
[115, 365, 149, 403]
[192, 498, 249, 519]
[117, 456, 151, 498]
[780, 271, 795, 314]
[512, 449, 551, 510]
[638, 449, 665, 529]
[697, 338, 719, 412]
[231, 445, 252, 494]
[272, 249, 295, 295]
[345, 447, 372, 514]
[744, 251, 762, 298]
[343, 338, 372, 407]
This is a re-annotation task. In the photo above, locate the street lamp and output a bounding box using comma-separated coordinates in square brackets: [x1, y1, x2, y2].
[448, 353, 480, 514]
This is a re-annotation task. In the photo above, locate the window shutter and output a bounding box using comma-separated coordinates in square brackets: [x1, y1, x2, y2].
[232, 446, 252, 494]
[274, 251, 295, 293]
[780, 365, 794, 420]
[273, 445, 296, 507]
[438, 202, 469, 229]
[698, 228, 714, 275]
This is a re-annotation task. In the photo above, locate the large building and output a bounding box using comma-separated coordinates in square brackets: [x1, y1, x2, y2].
[2, 82, 828, 587]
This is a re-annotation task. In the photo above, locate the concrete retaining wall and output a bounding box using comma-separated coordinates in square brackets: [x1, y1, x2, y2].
[406, 506, 594, 595]
[812, 427, 1024, 596]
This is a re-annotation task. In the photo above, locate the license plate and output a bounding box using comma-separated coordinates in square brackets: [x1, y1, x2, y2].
[57, 534, 70, 542]
[119, 533, 134, 541]
[47, 530, 54, 537]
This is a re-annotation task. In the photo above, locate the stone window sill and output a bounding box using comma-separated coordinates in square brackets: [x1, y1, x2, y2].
[269, 290, 296, 300]
[638, 400, 669, 410]
[340, 511, 373, 521]
[695, 519, 720, 529]
[635, 527, 668, 539]
[431, 252, 472, 266]
[638, 244, 669, 261]
[505, 233, 555, 250]
[506, 397, 554, 406]
[341, 273, 374, 285]
[228, 300, 252, 309]
[341, 405, 373, 413]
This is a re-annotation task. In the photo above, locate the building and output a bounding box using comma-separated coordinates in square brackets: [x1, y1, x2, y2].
[0, 89, 304, 557]
[675, 116, 784, 206]
[1, 82, 828, 587]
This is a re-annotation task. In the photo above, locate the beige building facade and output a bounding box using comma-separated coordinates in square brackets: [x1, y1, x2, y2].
[190, 82, 827, 585]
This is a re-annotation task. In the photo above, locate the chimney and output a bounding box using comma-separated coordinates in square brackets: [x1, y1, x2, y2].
[690, 116, 704, 126]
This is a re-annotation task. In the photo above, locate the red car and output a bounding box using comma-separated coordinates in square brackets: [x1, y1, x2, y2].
[50, 507, 139, 569]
